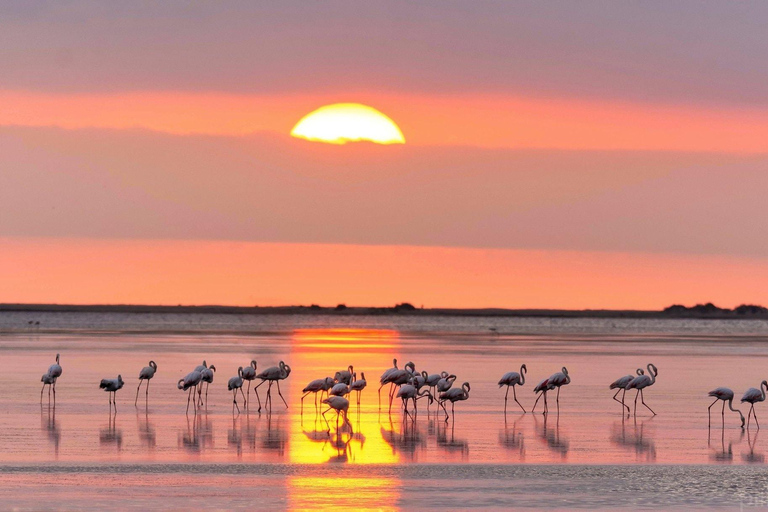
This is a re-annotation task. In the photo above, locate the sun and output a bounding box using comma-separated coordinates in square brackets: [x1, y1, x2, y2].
[290, 103, 405, 145]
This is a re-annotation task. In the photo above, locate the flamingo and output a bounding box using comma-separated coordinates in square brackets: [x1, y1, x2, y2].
[378, 358, 399, 407]
[335, 365, 354, 385]
[425, 371, 447, 397]
[301, 377, 335, 413]
[349, 372, 367, 406]
[741, 380, 768, 429]
[548, 367, 571, 413]
[384, 362, 416, 412]
[627, 363, 657, 416]
[498, 364, 527, 413]
[532, 377, 555, 414]
[397, 383, 433, 417]
[199, 365, 216, 407]
[609, 368, 644, 414]
[194, 360, 208, 373]
[135, 360, 157, 406]
[178, 370, 203, 415]
[99, 375, 124, 412]
[436, 373, 456, 393]
[411, 371, 428, 390]
[227, 367, 246, 413]
[321, 395, 352, 433]
[254, 361, 290, 412]
[439, 382, 470, 422]
[42, 354, 62, 402]
[708, 387, 745, 428]
[241, 360, 259, 410]
[329, 382, 350, 397]
[40, 372, 56, 403]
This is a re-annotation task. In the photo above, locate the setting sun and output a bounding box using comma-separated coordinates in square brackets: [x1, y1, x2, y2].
[290, 103, 405, 145]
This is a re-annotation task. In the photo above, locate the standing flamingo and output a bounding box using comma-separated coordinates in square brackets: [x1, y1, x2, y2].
[385, 362, 416, 412]
[397, 383, 433, 417]
[425, 371, 448, 397]
[199, 365, 216, 407]
[329, 382, 350, 397]
[438, 382, 470, 422]
[322, 395, 352, 433]
[241, 360, 259, 410]
[228, 367, 246, 413]
[254, 361, 290, 412]
[40, 373, 56, 403]
[609, 368, 644, 414]
[532, 377, 555, 414]
[741, 381, 768, 429]
[627, 363, 657, 416]
[546, 367, 571, 414]
[499, 364, 527, 413]
[301, 377, 335, 413]
[99, 375, 124, 412]
[708, 387, 745, 428]
[335, 365, 354, 385]
[135, 360, 157, 406]
[41, 354, 63, 402]
[178, 370, 203, 415]
[378, 358, 399, 407]
[349, 372, 367, 406]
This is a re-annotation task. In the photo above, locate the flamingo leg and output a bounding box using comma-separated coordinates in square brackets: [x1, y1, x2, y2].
[639, 389, 656, 416]
[205, 382, 209, 407]
[504, 386, 509, 413]
[321, 407, 331, 431]
[186, 387, 192, 415]
[543, 391, 549, 415]
[301, 391, 309, 415]
[556, 387, 561, 414]
[513, 386, 526, 413]
[754, 406, 760, 430]
[135, 380, 142, 406]
[254, 381, 264, 412]
[276, 381, 288, 408]
[113, 391, 118, 413]
[708, 398, 718, 428]
[634, 389, 640, 416]
[747, 404, 753, 428]
[239, 387, 247, 409]
[232, 389, 240, 414]
[621, 389, 630, 414]
[40, 383, 45, 403]
[532, 392, 541, 413]
[146, 379, 150, 402]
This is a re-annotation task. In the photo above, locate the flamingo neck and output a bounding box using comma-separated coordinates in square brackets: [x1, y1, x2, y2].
[519, 365, 526, 385]
[647, 364, 656, 384]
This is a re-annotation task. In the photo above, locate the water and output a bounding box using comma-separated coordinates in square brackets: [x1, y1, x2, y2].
[2, 312, 768, 510]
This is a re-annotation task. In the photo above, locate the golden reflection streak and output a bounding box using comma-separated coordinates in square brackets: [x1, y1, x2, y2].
[288, 328, 401, 510]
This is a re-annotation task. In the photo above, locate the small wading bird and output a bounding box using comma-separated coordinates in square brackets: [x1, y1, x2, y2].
[301, 377, 336, 413]
[178, 370, 203, 414]
[199, 365, 216, 407]
[41, 354, 63, 403]
[349, 372, 367, 406]
[708, 387, 745, 428]
[227, 367, 246, 413]
[99, 375, 124, 412]
[627, 364, 657, 416]
[499, 364, 527, 413]
[322, 395, 352, 433]
[135, 360, 157, 406]
[241, 360, 259, 409]
[741, 380, 768, 430]
[254, 361, 291, 412]
[609, 368, 644, 415]
[439, 382, 470, 422]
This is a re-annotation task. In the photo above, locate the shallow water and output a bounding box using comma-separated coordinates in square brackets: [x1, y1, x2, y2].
[2, 314, 768, 509]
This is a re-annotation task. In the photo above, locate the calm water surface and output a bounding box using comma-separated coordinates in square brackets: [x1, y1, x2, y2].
[2, 313, 768, 510]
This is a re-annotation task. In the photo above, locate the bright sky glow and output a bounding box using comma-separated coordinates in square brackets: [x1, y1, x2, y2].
[290, 103, 405, 145]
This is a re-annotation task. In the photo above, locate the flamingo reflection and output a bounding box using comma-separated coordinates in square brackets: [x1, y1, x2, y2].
[742, 429, 764, 463]
[179, 414, 214, 453]
[534, 415, 568, 459]
[436, 421, 469, 459]
[380, 416, 425, 460]
[709, 427, 744, 463]
[41, 404, 60, 457]
[136, 410, 156, 449]
[99, 412, 122, 451]
[610, 417, 656, 461]
[498, 415, 525, 459]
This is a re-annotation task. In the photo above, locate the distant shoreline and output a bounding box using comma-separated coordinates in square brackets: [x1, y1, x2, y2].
[1, 302, 766, 320]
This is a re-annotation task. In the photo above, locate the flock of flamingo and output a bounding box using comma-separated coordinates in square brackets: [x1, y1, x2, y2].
[38, 354, 767, 431]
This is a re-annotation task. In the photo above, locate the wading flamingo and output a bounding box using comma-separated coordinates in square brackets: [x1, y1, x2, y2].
[199, 365, 215, 406]
[227, 367, 246, 413]
[439, 382, 470, 422]
[708, 387, 745, 428]
[499, 364, 527, 413]
[255, 361, 291, 412]
[609, 368, 644, 414]
[335, 365, 354, 385]
[322, 395, 352, 433]
[99, 375, 124, 412]
[40, 372, 56, 403]
[378, 358, 399, 406]
[397, 383, 433, 418]
[741, 381, 768, 429]
[547, 367, 571, 414]
[241, 360, 258, 409]
[178, 370, 203, 415]
[532, 377, 555, 414]
[330, 382, 350, 397]
[384, 362, 416, 412]
[627, 364, 657, 416]
[349, 372, 367, 406]
[135, 360, 157, 406]
[41, 354, 63, 402]
[301, 377, 335, 413]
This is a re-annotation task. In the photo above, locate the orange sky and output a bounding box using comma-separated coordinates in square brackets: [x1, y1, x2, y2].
[2, 91, 767, 152]
[4, 238, 768, 310]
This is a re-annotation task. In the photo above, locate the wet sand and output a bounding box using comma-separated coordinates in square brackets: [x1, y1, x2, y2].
[2, 325, 768, 509]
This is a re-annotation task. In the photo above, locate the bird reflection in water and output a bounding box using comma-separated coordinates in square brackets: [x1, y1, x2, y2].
[436, 420, 469, 459]
[41, 403, 61, 458]
[534, 414, 568, 459]
[179, 414, 214, 453]
[380, 416, 425, 461]
[261, 414, 288, 456]
[610, 417, 656, 462]
[708, 427, 744, 463]
[499, 414, 525, 460]
[99, 411, 122, 451]
[742, 429, 764, 463]
[136, 410, 156, 449]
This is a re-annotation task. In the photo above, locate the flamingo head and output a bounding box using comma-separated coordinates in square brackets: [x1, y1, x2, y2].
[561, 367, 568, 375]
[348, 365, 354, 372]
[201, 360, 207, 368]
[250, 360, 257, 369]
[463, 382, 471, 393]
[393, 358, 398, 368]
[325, 377, 335, 388]
[649, 363, 658, 376]
[177, 378, 185, 389]
[360, 372, 365, 381]
[762, 380, 768, 390]
[149, 360, 157, 370]
[237, 366, 244, 378]
[636, 368, 645, 375]
[209, 365, 216, 372]
[405, 361, 416, 373]
[521, 364, 527, 374]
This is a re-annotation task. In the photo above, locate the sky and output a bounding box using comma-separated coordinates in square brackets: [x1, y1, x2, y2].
[2, 1, 767, 309]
